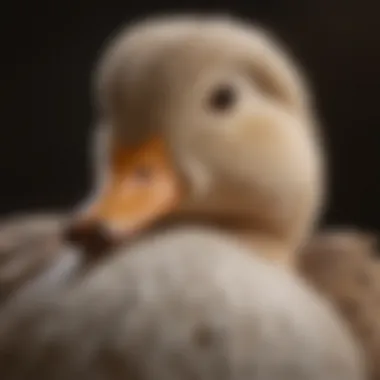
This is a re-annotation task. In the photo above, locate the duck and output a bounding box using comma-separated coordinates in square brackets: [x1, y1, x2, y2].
[67, 14, 325, 268]
[299, 228, 380, 380]
[0, 14, 365, 380]
[59, 13, 363, 378]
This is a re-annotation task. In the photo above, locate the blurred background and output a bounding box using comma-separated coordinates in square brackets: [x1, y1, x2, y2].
[1, 0, 379, 230]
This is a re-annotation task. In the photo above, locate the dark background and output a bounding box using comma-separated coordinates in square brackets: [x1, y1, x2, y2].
[1, 0, 380, 230]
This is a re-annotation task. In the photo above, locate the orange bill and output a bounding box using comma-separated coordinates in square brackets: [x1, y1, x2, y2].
[73, 137, 184, 242]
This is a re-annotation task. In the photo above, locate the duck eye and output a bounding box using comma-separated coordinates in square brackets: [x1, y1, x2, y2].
[208, 84, 236, 111]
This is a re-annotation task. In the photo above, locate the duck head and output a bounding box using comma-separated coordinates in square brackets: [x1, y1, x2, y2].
[67, 15, 325, 262]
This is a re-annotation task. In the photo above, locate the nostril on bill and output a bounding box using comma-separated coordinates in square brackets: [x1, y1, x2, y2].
[64, 221, 115, 258]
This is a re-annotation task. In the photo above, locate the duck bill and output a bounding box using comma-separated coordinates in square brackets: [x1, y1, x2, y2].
[73, 137, 184, 242]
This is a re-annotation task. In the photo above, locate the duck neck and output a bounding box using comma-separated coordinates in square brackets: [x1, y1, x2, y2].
[233, 230, 296, 267]
[154, 212, 303, 267]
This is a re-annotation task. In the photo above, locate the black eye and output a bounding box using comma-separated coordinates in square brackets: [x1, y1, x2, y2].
[208, 84, 236, 111]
